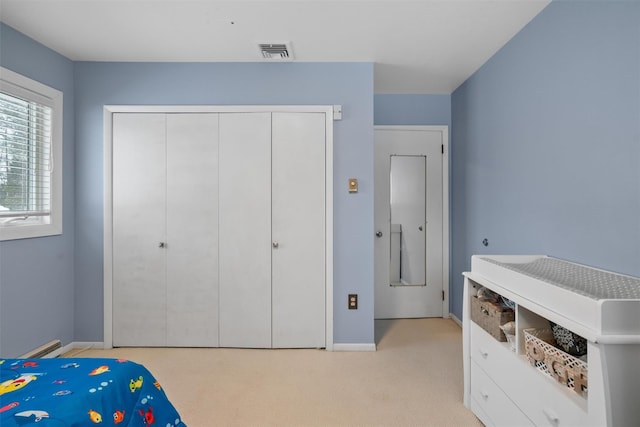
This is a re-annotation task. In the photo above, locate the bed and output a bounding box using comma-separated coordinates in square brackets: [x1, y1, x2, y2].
[0, 357, 185, 426]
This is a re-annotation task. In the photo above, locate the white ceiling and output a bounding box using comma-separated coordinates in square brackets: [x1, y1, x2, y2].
[0, 0, 550, 94]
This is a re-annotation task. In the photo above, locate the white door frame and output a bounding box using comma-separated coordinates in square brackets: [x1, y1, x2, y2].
[374, 125, 450, 318]
[103, 105, 335, 350]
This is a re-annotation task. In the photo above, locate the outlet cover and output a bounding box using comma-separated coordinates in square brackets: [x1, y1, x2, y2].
[348, 294, 358, 309]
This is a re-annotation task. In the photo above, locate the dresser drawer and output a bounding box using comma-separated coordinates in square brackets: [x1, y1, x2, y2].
[470, 360, 534, 427]
[512, 359, 589, 427]
[470, 322, 589, 426]
[469, 397, 494, 427]
[470, 321, 517, 376]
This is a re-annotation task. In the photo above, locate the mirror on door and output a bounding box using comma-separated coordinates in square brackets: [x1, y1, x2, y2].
[389, 155, 427, 286]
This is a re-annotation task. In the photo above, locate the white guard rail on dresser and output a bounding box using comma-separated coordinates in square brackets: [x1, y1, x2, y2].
[462, 255, 640, 427]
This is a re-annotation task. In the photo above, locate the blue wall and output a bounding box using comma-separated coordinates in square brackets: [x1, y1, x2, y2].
[374, 94, 451, 127]
[450, 0, 640, 319]
[73, 62, 375, 345]
[0, 24, 76, 357]
[2, 0, 638, 355]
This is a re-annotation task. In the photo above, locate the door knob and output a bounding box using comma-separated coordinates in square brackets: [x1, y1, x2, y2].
[158, 242, 166, 248]
[418, 226, 423, 231]
[272, 241, 279, 248]
[376, 231, 383, 238]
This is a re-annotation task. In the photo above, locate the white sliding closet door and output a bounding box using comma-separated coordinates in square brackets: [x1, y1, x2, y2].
[110, 108, 327, 349]
[113, 113, 167, 346]
[272, 112, 325, 348]
[218, 112, 326, 348]
[113, 113, 219, 347]
[165, 114, 219, 346]
[219, 113, 272, 348]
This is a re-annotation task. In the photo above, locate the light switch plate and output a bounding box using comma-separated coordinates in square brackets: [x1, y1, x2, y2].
[348, 178, 358, 193]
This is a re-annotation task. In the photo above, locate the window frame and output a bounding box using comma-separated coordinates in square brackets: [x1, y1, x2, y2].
[0, 67, 63, 241]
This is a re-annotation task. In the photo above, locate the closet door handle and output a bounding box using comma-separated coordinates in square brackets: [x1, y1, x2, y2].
[158, 242, 166, 248]
[272, 241, 279, 248]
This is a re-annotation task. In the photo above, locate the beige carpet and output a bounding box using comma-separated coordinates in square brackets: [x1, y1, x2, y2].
[65, 318, 482, 427]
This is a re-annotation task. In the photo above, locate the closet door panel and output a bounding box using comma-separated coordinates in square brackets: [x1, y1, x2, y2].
[166, 113, 219, 347]
[219, 113, 272, 348]
[271, 112, 326, 348]
[112, 113, 167, 346]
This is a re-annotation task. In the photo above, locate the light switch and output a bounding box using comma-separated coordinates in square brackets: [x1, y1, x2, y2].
[348, 178, 358, 193]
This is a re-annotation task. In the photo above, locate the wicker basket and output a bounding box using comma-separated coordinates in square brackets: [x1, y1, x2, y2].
[524, 328, 588, 397]
[470, 296, 515, 341]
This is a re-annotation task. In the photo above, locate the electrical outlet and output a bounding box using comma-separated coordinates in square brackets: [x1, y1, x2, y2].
[348, 294, 358, 309]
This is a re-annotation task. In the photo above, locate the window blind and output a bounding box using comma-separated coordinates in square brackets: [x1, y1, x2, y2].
[0, 91, 53, 221]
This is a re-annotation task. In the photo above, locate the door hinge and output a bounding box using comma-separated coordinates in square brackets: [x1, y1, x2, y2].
[442, 290, 445, 301]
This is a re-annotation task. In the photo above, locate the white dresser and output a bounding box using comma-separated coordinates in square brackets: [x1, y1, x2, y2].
[462, 255, 640, 426]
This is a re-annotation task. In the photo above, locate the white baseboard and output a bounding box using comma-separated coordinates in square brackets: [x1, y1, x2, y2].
[450, 313, 462, 328]
[48, 341, 376, 355]
[332, 343, 376, 352]
[46, 341, 104, 358]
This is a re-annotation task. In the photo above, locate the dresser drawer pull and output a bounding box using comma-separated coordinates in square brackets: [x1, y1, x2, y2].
[543, 408, 560, 426]
[477, 348, 489, 359]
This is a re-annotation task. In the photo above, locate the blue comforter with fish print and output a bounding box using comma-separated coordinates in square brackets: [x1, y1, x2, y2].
[0, 358, 185, 426]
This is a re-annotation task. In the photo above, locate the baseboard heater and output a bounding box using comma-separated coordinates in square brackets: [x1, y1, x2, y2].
[19, 339, 62, 358]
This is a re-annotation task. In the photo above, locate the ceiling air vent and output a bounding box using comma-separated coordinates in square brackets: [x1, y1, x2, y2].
[258, 42, 293, 60]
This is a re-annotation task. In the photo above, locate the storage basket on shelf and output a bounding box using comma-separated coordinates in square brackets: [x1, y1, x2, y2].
[524, 328, 588, 397]
[470, 296, 515, 342]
